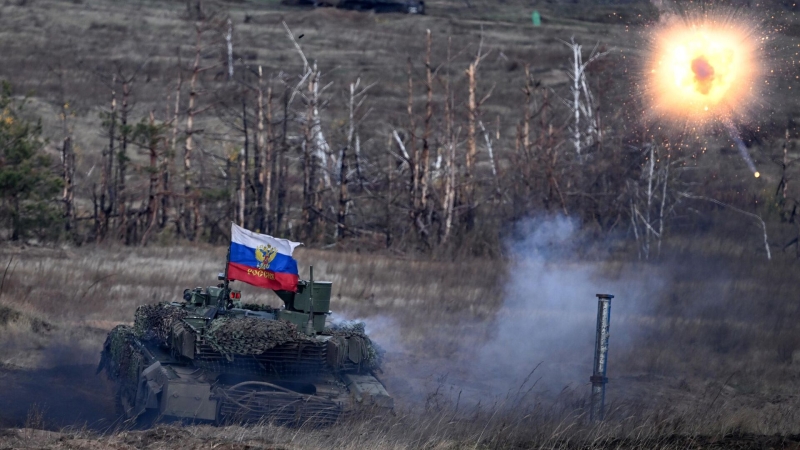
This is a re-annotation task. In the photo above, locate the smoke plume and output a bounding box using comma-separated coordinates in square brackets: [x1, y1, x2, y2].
[371, 217, 663, 409]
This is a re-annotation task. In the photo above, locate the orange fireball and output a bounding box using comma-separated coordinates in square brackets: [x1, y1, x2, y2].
[646, 16, 763, 121]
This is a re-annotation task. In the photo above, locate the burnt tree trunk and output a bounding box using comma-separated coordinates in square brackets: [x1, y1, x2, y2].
[264, 83, 275, 234]
[141, 111, 160, 246]
[275, 89, 288, 235]
[61, 135, 74, 233]
[183, 30, 201, 240]
[302, 70, 317, 241]
[163, 61, 182, 230]
[100, 74, 116, 240]
[118, 79, 131, 241]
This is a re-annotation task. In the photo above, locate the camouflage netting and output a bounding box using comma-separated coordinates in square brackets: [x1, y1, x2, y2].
[134, 303, 188, 344]
[323, 321, 384, 371]
[97, 325, 145, 386]
[204, 317, 313, 358]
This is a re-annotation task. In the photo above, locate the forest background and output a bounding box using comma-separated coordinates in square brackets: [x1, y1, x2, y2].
[1, 0, 796, 260]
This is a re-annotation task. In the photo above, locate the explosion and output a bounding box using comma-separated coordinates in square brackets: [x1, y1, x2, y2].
[644, 12, 767, 177]
[646, 16, 762, 121]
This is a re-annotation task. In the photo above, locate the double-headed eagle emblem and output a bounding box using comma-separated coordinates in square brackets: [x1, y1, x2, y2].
[255, 244, 278, 270]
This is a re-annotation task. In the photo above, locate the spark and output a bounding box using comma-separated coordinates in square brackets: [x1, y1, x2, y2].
[724, 120, 760, 177]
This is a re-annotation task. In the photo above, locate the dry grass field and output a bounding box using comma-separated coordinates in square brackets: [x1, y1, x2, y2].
[2, 219, 800, 448]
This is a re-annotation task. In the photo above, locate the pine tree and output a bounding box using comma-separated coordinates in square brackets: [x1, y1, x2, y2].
[0, 82, 63, 241]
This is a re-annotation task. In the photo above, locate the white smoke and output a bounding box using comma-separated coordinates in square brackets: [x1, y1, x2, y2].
[347, 217, 663, 410]
[466, 217, 660, 398]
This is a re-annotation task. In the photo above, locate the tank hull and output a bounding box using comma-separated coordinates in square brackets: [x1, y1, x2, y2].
[103, 322, 392, 426]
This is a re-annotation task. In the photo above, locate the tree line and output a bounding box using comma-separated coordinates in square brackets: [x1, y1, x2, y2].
[0, 8, 795, 260]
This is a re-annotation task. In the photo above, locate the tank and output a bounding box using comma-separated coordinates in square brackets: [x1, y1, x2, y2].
[97, 270, 392, 426]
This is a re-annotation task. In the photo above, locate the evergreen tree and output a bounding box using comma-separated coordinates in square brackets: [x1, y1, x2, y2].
[0, 82, 63, 241]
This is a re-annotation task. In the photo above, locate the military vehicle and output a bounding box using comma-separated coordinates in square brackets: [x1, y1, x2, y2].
[97, 268, 391, 426]
[283, 0, 425, 14]
[337, 0, 424, 14]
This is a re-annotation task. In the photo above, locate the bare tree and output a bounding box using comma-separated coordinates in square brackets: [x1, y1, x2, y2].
[562, 37, 610, 159]
[181, 18, 222, 240]
[163, 55, 183, 230]
[679, 192, 772, 261]
[238, 87, 248, 227]
[419, 30, 433, 234]
[134, 111, 168, 246]
[441, 36, 457, 244]
[336, 78, 373, 241]
[463, 33, 492, 228]
[628, 142, 681, 259]
[254, 67, 267, 233]
[48, 64, 76, 236]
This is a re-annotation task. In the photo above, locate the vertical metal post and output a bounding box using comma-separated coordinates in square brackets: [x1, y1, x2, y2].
[305, 265, 315, 335]
[223, 245, 231, 290]
[220, 245, 232, 309]
[590, 293, 614, 422]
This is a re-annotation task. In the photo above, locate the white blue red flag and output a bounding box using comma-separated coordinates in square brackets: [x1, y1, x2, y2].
[228, 223, 302, 292]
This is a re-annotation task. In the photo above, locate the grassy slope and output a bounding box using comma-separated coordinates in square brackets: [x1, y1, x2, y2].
[0, 0, 650, 205]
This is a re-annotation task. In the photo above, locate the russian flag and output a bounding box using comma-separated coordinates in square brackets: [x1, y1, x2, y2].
[227, 223, 302, 292]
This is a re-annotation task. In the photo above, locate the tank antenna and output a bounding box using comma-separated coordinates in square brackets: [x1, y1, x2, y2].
[305, 265, 315, 335]
[224, 246, 231, 288]
[221, 245, 231, 307]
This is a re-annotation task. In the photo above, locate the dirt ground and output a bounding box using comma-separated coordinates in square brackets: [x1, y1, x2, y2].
[0, 364, 116, 430]
[2, 419, 800, 449]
